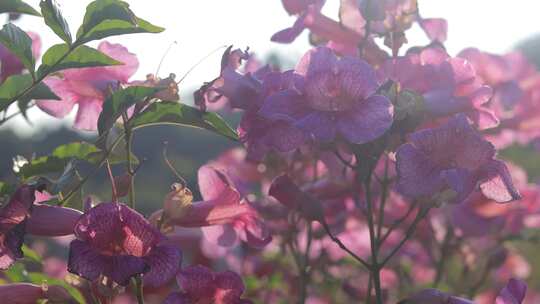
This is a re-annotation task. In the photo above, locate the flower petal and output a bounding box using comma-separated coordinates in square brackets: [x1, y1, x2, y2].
[479, 160, 521, 203]
[419, 18, 448, 42]
[67, 240, 106, 282]
[295, 112, 336, 142]
[496, 278, 527, 304]
[178, 265, 215, 299]
[143, 244, 182, 287]
[74, 97, 103, 131]
[337, 94, 393, 144]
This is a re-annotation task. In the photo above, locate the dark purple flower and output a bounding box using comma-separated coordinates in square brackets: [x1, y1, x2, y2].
[260, 47, 393, 144]
[67, 202, 182, 287]
[396, 115, 521, 204]
[0, 185, 35, 269]
[163, 265, 252, 304]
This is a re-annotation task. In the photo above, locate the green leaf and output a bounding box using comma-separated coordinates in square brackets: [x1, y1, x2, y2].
[18, 141, 133, 180]
[0, 74, 60, 111]
[4, 262, 28, 282]
[0, 181, 15, 197]
[40, 0, 72, 44]
[76, 17, 164, 45]
[37, 44, 121, 77]
[129, 102, 239, 141]
[0, 0, 41, 16]
[28, 272, 86, 304]
[22, 245, 42, 263]
[75, 0, 163, 45]
[19, 142, 101, 180]
[97, 86, 160, 135]
[0, 23, 36, 75]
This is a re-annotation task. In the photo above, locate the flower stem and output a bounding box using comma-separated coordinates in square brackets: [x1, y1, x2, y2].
[122, 112, 136, 208]
[380, 204, 433, 267]
[134, 276, 144, 304]
[321, 220, 371, 270]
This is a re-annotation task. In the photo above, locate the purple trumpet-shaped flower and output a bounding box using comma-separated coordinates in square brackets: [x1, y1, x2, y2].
[67, 202, 181, 287]
[396, 115, 521, 204]
[0, 283, 71, 303]
[158, 165, 272, 249]
[496, 278, 527, 304]
[260, 47, 393, 144]
[163, 265, 253, 304]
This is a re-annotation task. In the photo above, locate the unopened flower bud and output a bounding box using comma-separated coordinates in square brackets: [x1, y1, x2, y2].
[163, 183, 194, 220]
[114, 173, 132, 197]
[269, 174, 324, 222]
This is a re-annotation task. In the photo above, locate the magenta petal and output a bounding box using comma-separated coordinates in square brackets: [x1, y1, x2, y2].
[479, 160, 522, 203]
[74, 97, 102, 131]
[67, 240, 106, 282]
[295, 112, 336, 142]
[496, 279, 527, 304]
[201, 224, 238, 247]
[178, 265, 215, 299]
[420, 18, 448, 42]
[143, 245, 182, 287]
[337, 94, 393, 144]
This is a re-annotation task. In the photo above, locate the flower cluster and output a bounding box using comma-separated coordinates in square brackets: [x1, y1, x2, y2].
[1, 0, 540, 303]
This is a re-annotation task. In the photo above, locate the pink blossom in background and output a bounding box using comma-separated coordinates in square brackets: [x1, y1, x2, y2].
[37, 42, 139, 130]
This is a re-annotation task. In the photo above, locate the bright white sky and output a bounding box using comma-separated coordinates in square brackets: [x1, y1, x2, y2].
[4, 0, 540, 137]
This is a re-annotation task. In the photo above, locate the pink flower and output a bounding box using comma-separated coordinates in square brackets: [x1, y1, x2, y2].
[379, 46, 497, 130]
[163, 165, 272, 249]
[0, 31, 41, 83]
[37, 41, 139, 130]
[163, 265, 253, 304]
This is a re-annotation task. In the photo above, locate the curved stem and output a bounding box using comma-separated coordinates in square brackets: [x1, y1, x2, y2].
[321, 220, 371, 270]
[380, 205, 433, 267]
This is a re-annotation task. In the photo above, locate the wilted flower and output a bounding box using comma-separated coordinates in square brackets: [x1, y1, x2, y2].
[155, 165, 272, 248]
[37, 41, 139, 130]
[68, 202, 182, 287]
[260, 47, 393, 144]
[0, 32, 41, 83]
[163, 265, 253, 304]
[396, 115, 520, 204]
